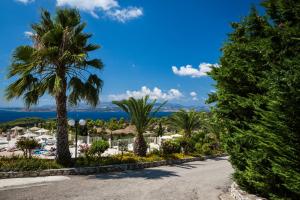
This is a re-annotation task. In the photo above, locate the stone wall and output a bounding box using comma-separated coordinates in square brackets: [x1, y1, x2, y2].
[0, 157, 204, 179]
[230, 182, 267, 200]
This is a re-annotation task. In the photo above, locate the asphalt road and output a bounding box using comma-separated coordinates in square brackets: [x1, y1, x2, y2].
[0, 157, 233, 200]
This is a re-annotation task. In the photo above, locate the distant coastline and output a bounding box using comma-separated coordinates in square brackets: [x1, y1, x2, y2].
[0, 102, 209, 123]
[0, 109, 173, 123]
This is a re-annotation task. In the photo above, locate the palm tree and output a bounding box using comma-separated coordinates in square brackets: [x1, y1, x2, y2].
[6, 9, 103, 166]
[169, 109, 201, 138]
[113, 96, 165, 156]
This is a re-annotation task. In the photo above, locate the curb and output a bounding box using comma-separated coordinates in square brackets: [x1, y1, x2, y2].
[230, 182, 267, 200]
[0, 156, 211, 179]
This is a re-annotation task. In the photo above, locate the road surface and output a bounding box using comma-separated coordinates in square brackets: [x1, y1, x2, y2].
[0, 157, 233, 200]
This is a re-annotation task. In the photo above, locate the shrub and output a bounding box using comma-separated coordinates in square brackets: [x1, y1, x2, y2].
[16, 138, 40, 158]
[175, 137, 195, 154]
[194, 143, 203, 154]
[0, 156, 62, 172]
[161, 140, 181, 155]
[79, 143, 90, 157]
[89, 139, 109, 157]
[201, 143, 212, 155]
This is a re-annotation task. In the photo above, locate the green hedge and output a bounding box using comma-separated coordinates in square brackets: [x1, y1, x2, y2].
[0, 156, 62, 172]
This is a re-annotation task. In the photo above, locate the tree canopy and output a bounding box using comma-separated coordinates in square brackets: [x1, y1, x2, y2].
[208, 0, 300, 199]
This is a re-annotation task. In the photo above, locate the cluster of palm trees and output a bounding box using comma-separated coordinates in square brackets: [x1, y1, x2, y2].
[5, 8, 204, 165]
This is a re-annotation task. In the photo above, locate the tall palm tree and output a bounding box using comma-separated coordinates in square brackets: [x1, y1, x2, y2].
[6, 9, 103, 165]
[169, 109, 201, 138]
[113, 96, 165, 156]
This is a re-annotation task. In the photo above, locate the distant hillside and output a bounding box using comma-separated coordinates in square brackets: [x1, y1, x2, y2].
[0, 102, 210, 112]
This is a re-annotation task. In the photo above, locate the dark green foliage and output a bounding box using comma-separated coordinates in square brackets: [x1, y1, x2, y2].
[0, 156, 62, 172]
[175, 137, 195, 154]
[155, 122, 165, 137]
[0, 117, 45, 131]
[208, 1, 300, 199]
[161, 140, 181, 155]
[194, 143, 202, 154]
[89, 139, 109, 157]
[200, 143, 212, 155]
[16, 138, 40, 158]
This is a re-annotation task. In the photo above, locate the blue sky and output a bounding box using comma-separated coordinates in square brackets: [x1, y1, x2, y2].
[0, 0, 261, 107]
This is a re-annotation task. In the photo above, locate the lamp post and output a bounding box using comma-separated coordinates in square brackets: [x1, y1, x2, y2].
[68, 119, 86, 159]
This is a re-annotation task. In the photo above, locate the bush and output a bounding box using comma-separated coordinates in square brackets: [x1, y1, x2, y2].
[0, 156, 62, 172]
[161, 140, 181, 155]
[75, 152, 193, 167]
[201, 143, 212, 155]
[175, 137, 195, 154]
[194, 143, 202, 154]
[16, 138, 40, 158]
[89, 139, 109, 157]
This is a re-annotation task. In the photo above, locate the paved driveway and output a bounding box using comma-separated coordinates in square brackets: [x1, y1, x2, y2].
[0, 157, 233, 200]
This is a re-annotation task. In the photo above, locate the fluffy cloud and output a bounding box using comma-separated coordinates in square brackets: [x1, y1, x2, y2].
[190, 91, 197, 97]
[24, 31, 34, 37]
[16, 0, 143, 22]
[107, 7, 143, 22]
[56, 0, 143, 22]
[56, 0, 118, 11]
[108, 86, 183, 101]
[172, 63, 219, 78]
[190, 91, 198, 101]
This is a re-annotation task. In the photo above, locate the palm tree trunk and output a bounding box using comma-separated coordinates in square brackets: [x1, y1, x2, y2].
[55, 78, 72, 166]
[134, 133, 147, 156]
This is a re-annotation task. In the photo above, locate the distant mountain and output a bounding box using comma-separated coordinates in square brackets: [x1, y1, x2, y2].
[0, 102, 210, 112]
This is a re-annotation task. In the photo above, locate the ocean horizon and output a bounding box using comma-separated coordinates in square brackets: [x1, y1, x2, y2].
[0, 109, 173, 123]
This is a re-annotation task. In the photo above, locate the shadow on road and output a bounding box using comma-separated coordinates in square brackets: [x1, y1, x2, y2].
[88, 168, 179, 180]
[209, 156, 228, 161]
[171, 163, 203, 169]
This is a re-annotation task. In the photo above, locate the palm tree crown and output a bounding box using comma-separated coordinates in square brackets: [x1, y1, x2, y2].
[6, 8, 103, 107]
[169, 109, 201, 138]
[113, 96, 165, 156]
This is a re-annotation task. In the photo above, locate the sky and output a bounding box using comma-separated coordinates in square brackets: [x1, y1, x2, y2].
[0, 0, 262, 107]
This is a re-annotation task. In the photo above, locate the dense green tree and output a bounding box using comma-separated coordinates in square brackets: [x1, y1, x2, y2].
[113, 96, 165, 156]
[208, 1, 300, 199]
[6, 9, 103, 166]
[16, 138, 40, 158]
[250, 1, 300, 198]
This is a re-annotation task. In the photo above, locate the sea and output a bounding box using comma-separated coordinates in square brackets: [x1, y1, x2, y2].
[0, 109, 173, 123]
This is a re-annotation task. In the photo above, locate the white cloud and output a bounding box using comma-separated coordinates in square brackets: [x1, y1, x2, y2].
[16, 0, 143, 22]
[56, 0, 118, 12]
[190, 91, 198, 101]
[16, 0, 34, 4]
[107, 7, 143, 23]
[24, 31, 34, 37]
[56, 0, 143, 22]
[108, 86, 183, 101]
[172, 63, 219, 78]
[190, 91, 197, 97]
